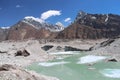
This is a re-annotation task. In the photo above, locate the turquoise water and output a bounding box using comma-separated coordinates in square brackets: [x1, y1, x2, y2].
[27, 52, 120, 80]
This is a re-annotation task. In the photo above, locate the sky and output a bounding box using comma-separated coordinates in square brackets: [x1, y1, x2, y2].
[0, 0, 120, 27]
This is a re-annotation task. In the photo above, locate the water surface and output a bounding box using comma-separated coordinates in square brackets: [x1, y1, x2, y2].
[27, 52, 120, 80]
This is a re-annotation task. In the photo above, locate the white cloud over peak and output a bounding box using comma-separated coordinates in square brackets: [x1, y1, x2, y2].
[16, 5, 22, 8]
[40, 10, 61, 20]
[24, 16, 44, 23]
[64, 17, 71, 23]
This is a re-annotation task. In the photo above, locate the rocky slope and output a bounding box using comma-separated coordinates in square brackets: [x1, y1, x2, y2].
[91, 37, 120, 54]
[0, 28, 8, 41]
[56, 11, 120, 39]
[0, 64, 59, 80]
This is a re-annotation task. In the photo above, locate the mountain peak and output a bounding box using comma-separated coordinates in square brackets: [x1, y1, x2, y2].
[75, 11, 87, 20]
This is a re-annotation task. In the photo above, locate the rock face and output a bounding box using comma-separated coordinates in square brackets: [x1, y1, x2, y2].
[56, 11, 120, 39]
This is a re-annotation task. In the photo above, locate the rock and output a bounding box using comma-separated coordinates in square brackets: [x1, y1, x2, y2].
[41, 45, 54, 51]
[56, 46, 63, 50]
[100, 39, 115, 47]
[15, 49, 30, 57]
[0, 51, 7, 53]
[0, 47, 7, 53]
[107, 58, 118, 62]
[0, 64, 16, 71]
[65, 46, 89, 51]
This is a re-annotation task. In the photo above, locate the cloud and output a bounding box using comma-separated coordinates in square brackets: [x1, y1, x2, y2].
[16, 5, 22, 8]
[40, 10, 61, 20]
[0, 8, 2, 10]
[64, 17, 71, 23]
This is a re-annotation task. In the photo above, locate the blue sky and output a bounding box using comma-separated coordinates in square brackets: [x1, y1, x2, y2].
[0, 0, 120, 27]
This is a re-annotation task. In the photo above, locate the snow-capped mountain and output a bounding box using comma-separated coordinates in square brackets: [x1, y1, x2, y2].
[22, 16, 64, 32]
[6, 16, 64, 40]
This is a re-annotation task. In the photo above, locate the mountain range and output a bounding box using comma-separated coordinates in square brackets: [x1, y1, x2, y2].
[56, 11, 120, 39]
[0, 11, 120, 41]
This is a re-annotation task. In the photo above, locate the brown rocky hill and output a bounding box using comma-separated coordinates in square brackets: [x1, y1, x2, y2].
[56, 11, 120, 39]
[7, 21, 52, 40]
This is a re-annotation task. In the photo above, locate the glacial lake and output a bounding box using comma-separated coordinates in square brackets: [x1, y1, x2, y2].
[27, 51, 120, 80]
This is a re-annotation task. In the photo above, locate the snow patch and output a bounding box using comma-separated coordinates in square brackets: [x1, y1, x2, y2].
[77, 55, 106, 64]
[100, 69, 120, 78]
[91, 16, 96, 20]
[105, 14, 109, 22]
[38, 61, 69, 67]
[1, 26, 10, 29]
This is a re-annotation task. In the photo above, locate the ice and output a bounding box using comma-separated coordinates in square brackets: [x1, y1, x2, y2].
[77, 55, 106, 64]
[100, 69, 120, 78]
[49, 51, 79, 55]
[38, 61, 69, 67]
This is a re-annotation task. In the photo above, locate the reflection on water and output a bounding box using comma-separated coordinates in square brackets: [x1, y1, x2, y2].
[27, 52, 120, 80]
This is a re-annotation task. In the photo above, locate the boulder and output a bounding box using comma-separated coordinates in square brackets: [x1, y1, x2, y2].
[107, 58, 118, 62]
[15, 49, 30, 57]
[41, 45, 54, 51]
[65, 46, 89, 51]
